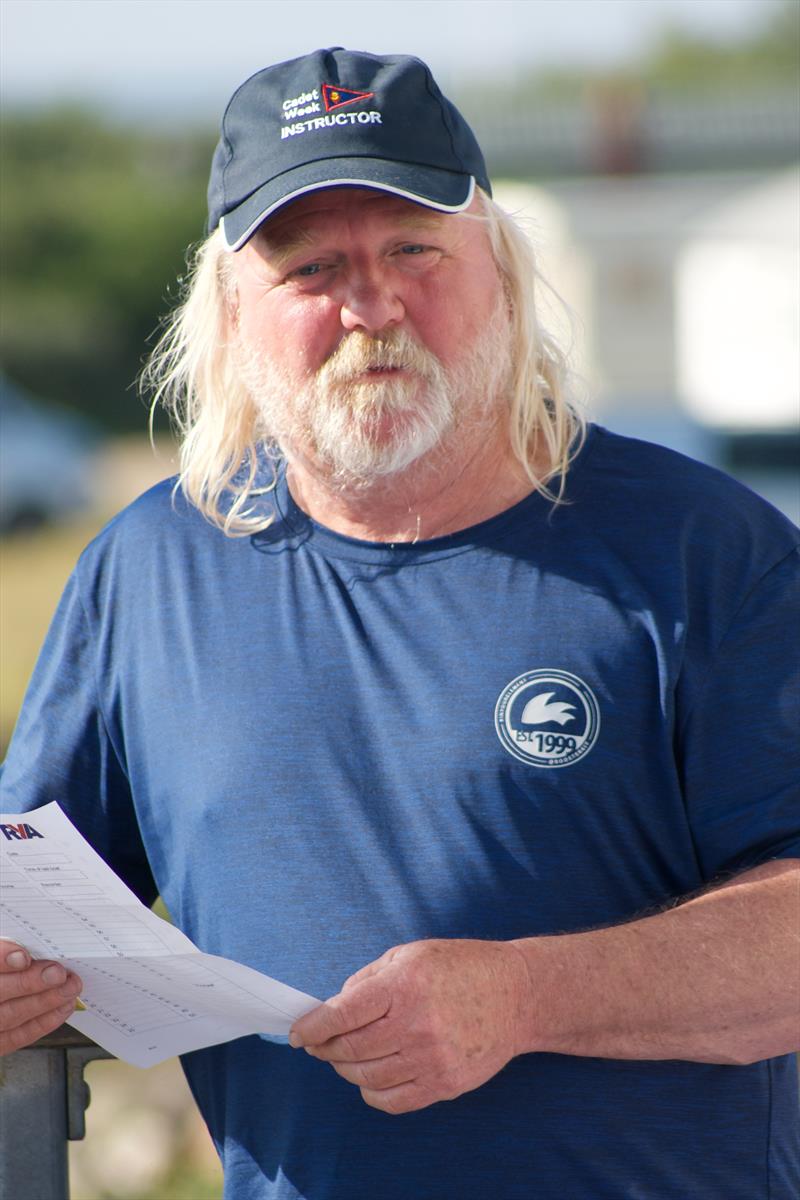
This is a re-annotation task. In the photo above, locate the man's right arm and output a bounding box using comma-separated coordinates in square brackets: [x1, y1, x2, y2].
[0, 938, 84, 1054]
[1, 560, 152, 1059]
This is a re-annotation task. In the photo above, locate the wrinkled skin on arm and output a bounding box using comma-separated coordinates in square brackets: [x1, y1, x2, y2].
[290, 861, 800, 1114]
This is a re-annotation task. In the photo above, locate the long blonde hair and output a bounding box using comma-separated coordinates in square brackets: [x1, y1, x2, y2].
[142, 190, 584, 536]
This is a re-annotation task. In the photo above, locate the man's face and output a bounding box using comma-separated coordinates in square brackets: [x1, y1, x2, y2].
[230, 188, 510, 486]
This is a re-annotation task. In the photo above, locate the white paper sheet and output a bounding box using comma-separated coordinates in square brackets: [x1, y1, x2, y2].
[0, 802, 320, 1066]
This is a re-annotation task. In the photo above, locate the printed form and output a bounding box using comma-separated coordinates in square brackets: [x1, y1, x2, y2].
[0, 802, 319, 1066]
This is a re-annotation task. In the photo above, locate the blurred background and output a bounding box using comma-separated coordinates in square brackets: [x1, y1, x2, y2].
[1, 1, 798, 1196]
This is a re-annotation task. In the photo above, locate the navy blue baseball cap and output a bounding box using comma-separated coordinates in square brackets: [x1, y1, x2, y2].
[208, 48, 492, 250]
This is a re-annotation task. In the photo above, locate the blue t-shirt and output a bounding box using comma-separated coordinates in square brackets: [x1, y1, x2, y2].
[3, 426, 799, 1200]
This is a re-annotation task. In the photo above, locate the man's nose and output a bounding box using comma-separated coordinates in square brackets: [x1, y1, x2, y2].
[338, 270, 404, 334]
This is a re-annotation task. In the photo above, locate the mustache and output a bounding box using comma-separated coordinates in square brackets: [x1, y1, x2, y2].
[318, 330, 442, 383]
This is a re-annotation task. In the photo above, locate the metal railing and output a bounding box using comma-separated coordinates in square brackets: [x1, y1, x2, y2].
[0, 1025, 112, 1200]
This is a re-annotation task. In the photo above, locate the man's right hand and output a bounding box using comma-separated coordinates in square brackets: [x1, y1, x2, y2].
[0, 938, 83, 1055]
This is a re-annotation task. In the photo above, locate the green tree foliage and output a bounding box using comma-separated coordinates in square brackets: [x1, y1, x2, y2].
[643, 0, 800, 92]
[0, 108, 211, 430]
[466, 0, 799, 106]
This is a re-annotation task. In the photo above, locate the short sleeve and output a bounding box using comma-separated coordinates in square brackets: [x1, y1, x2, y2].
[677, 547, 800, 880]
[0, 569, 158, 905]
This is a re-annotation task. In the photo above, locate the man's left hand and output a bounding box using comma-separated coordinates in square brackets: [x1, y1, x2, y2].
[288, 939, 529, 1114]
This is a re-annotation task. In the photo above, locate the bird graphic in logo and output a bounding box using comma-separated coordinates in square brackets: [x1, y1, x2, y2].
[520, 692, 576, 726]
[495, 669, 599, 767]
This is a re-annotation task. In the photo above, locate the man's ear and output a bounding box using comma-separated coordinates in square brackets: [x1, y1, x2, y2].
[219, 248, 240, 331]
[224, 285, 240, 332]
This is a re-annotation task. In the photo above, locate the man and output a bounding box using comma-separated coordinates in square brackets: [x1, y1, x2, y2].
[1, 47, 798, 1200]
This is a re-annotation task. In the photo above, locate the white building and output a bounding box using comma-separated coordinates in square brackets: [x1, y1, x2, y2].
[676, 168, 800, 432]
[495, 170, 799, 433]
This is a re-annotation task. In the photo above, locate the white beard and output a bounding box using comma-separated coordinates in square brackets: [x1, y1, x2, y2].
[236, 298, 512, 488]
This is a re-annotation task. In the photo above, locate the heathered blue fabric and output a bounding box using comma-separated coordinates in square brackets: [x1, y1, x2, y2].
[3, 426, 799, 1199]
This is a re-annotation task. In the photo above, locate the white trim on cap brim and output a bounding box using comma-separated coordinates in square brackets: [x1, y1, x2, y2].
[220, 176, 476, 251]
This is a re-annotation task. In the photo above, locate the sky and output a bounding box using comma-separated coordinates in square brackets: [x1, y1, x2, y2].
[1, 0, 783, 122]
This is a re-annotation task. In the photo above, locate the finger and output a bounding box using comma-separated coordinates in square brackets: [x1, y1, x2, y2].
[360, 1081, 431, 1116]
[1, 975, 83, 1033]
[290, 975, 391, 1048]
[0, 961, 80, 1003]
[330, 1053, 417, 1092]
[0, 939, 31, 972]
[341, 946, 399, 992]
[303, 1015, 396, 1063]
[0, 998, 78, 1056]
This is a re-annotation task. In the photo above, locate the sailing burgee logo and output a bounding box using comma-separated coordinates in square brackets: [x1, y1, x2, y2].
[322, 83, 375, 112]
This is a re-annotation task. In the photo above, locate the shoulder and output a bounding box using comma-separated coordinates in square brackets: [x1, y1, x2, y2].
[84, 476, 193, 541]
[577, 425, 799, 564]
[77, 476, 231, 559]
[582, 425, 789, 508]
[72, 478, 227, 602]
[567, 427, 799, 654]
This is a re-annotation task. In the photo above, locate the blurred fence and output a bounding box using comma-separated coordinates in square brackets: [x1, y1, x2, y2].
[470, 87, 800, 176]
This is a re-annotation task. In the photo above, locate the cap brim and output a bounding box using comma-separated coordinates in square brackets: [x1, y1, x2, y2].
[219, 159, 476, 250]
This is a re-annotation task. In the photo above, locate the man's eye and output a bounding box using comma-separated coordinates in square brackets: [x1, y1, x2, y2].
[294, 263, 322, 277]
[400, 244, 426, 256]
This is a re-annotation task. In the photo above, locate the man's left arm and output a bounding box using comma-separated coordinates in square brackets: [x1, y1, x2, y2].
[290, 858, 800, 1114]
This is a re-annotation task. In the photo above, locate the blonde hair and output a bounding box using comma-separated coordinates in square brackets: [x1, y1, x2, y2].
[142, 189, 584, 536]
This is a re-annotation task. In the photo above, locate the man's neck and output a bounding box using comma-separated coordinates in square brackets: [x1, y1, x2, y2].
[284, 424, 544, 543]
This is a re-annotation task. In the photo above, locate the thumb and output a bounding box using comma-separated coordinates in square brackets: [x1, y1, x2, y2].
[0, 939, 31, 971]
[290, 971, 391, 1048]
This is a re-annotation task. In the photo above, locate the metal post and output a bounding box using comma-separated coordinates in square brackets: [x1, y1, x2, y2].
[0, 1025, 112, 1200]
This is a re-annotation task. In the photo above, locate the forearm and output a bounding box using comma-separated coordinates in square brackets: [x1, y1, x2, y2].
[511, 859, 800, 1065]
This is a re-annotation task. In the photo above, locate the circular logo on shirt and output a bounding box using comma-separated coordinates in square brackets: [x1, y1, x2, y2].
[494, 669, 600, 768]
